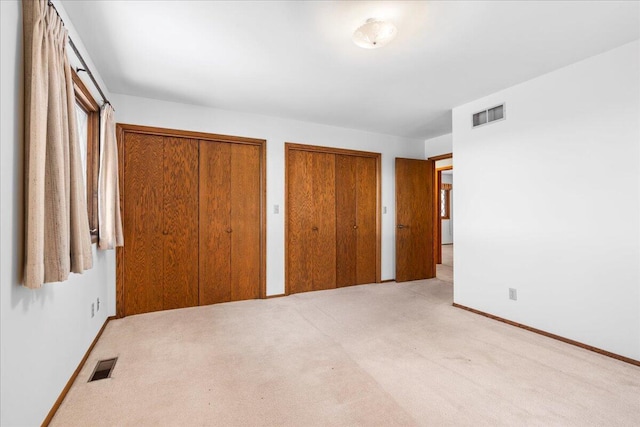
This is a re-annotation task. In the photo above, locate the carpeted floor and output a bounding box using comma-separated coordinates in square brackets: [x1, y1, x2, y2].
[437, 244, 453, 282]
[441, 244, 453, 267]
[52, 276, 640, 426]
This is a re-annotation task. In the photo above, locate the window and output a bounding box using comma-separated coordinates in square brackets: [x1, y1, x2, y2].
[75, 103, 88, 179]
[72, 69, 100, 242]
[440, 188, 450, 219]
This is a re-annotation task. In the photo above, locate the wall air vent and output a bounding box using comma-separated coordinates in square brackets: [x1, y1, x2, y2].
[88, 357, 117, 382]
[472, 103, 505, 128]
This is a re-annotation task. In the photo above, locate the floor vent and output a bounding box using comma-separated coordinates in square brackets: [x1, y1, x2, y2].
[88, 357, 117, 382]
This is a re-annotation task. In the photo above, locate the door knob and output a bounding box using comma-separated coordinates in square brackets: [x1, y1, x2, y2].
[397, 224, 408, 229]
[226, 228, 232, 233]
[353, 225, 358, 229]
[312, 226, 318, 231]
[162, 230, 169, 235]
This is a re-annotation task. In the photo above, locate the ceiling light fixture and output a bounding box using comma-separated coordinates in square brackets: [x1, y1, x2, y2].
[353, 18, 397, 49]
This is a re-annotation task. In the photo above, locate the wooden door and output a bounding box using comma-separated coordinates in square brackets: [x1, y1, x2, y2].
[117, 124, 266, 317]
[287, 150, 314, 294]
[123, 132, 164, 316]
[287, 150, 337, 294]
[336, 155, 377, 287]
[122, 134, 199, 315]
[199, 141, 232, 305]
[311, 153, 337, 290]
[395, 158, 436, 282]
[355, 156, 377, 284]
[230, 143, 261, 300]
[336, 155, 357, 287]
[163, 138, 199, 310]
[199, 141, 262, 304]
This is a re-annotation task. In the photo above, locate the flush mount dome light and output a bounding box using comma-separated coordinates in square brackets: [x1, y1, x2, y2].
[353, 18, 397, 49]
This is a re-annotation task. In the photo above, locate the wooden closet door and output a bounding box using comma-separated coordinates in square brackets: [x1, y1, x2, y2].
[311, 152, 337, 291]
[123, 133, 164, 316]
[336, 155, 377, 287]
[336, 155, 357, 287]
[230, 143, 261, 300]
[163, 137, 199, 310]
[199, 141, 232, 305]
[355, 156, 377, 284]
[118, 124, 265, 317]
[287, 150, 337, 293]
[287, 150, 314, 294]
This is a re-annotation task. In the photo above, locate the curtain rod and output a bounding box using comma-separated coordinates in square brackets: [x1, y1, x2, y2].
[47, 1, 113, 110]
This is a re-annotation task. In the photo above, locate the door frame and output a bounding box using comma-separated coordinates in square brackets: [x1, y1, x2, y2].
[284, 143, 382, 295]
[116, 123, 267, 318]
[429, 153, 453, 265]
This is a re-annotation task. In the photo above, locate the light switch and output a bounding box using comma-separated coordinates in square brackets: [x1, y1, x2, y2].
[383, 206, 387, 214]
[274, 204, 280, 214]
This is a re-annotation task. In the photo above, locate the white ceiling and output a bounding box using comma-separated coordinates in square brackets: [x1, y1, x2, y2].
[61, 1, 639, 140]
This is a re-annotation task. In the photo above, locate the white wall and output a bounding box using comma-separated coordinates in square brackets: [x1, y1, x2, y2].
[1, 2, 116, 425]
[112, 93, 425, 296]
[452, 40, 640, 360]
[425, 133, 452, 158]
[441, 173, 453, 245]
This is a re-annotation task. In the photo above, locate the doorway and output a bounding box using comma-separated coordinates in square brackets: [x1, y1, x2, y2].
[430, 154, 453, 283]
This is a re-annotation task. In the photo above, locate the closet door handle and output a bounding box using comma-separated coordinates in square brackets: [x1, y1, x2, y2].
[226, 228, 232, 233]
[162, 230, 169, 235]
[311, 226, 318, 231]
[397, 224, 408, 229]
[353, 225, 358, 229]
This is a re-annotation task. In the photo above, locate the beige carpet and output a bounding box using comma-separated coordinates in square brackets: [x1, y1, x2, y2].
[52, 279, 640, 426]
[441, 244, 453, 267]
[437, 244, 453, 282]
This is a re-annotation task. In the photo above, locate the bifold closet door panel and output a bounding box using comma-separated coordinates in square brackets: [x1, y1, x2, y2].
[230, 143, 261, 301]
[163, 137, 199, 310]
[335, 155, 357, 287]
[311, 152, 337, 291]
[287, 150, 314, 294]
[123, 133, 164, 316]
[355, 156, 377, 285]
[199, 141, 232, 305]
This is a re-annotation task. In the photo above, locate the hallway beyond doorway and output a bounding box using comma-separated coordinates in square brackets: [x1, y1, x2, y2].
[437, 244, 453, 282]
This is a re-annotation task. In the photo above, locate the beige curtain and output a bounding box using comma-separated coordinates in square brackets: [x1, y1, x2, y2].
[98, 104, 124, 249]
[23, 0, 93, 289]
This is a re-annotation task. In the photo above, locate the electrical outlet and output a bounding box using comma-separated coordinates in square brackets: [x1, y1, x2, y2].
[509, 288, 517, 301]
[91, 303, 95, 318]
[97, 297, 100, 312]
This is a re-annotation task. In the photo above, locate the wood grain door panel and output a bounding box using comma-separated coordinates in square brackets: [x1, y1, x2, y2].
[199, 141, 232, 305]
[287, 150, 314, 294]
[356, 156, 377, 285]
[123, 133, 164, 316]
[117, 124, 265, 317]
[335, 155, 357, 287]
[312, 152, 337, 291]
[335, 155, 377, 286]
[230, 143, 261, 301]
[396, 158, 436, 282]
[287, 145, 380, 294]
[162, 137, 199, 310]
